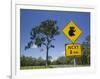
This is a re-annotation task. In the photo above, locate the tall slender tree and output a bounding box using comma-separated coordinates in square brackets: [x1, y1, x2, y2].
[25, 19, 60, 67]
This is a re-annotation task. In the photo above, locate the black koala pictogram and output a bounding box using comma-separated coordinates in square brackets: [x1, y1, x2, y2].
[68, 27, 76, 36]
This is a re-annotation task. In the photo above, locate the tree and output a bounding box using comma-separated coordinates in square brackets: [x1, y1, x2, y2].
[25, 19, 60, 67]
[20, 55, 34, 66]
[35, 57, 45, 66]
[81, 35, 90, 65]
[20, 55, 26, 67]
[56, 56, 67, 65]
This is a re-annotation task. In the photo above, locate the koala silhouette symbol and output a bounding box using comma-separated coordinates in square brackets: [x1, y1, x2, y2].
[68, 27, 76, 36]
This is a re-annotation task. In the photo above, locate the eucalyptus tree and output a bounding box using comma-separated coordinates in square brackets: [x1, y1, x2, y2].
[25, 19, 60, 67]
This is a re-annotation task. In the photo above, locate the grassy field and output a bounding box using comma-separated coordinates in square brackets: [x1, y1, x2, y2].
[20, 65, 90, 70]
[20, 65, 56, 70]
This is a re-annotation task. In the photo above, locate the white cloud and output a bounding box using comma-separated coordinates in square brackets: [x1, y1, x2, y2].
[31, 44, 38, 48]
[60, 51, 65, 56]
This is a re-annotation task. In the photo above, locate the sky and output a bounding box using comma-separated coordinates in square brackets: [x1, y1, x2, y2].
[20, 9, 90, 60]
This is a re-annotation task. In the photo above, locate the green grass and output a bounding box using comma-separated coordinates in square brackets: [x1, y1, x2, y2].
[20, 64, 90, 70]
[20, 65, 56, 70]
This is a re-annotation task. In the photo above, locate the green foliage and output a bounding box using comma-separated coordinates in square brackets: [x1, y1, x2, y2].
[25, 19, 60, 49]
[56, 56, 67, 65]
[51, 56, 74, 65]
[20, 55, 69, 67]
[75, 35, 90, 65]
[20, 55, 45, 67]
[25, 19, 60, 67]
[20, 55, 34, 66]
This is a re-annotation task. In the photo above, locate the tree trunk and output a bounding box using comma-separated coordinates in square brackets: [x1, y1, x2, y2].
[46, 46, 48, 67]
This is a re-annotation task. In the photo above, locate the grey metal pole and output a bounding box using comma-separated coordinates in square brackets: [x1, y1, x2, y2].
[73, 57, 76, 67]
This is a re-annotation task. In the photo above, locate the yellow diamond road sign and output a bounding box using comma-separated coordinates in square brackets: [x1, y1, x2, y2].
[65, 44, 81, 56]
[63, 21, 82, 43]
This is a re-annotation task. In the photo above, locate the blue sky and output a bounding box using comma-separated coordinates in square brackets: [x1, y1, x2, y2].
[20, 9, 90, 60]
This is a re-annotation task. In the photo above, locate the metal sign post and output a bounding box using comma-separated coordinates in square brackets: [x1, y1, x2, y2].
[73, 57, 76, 67]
